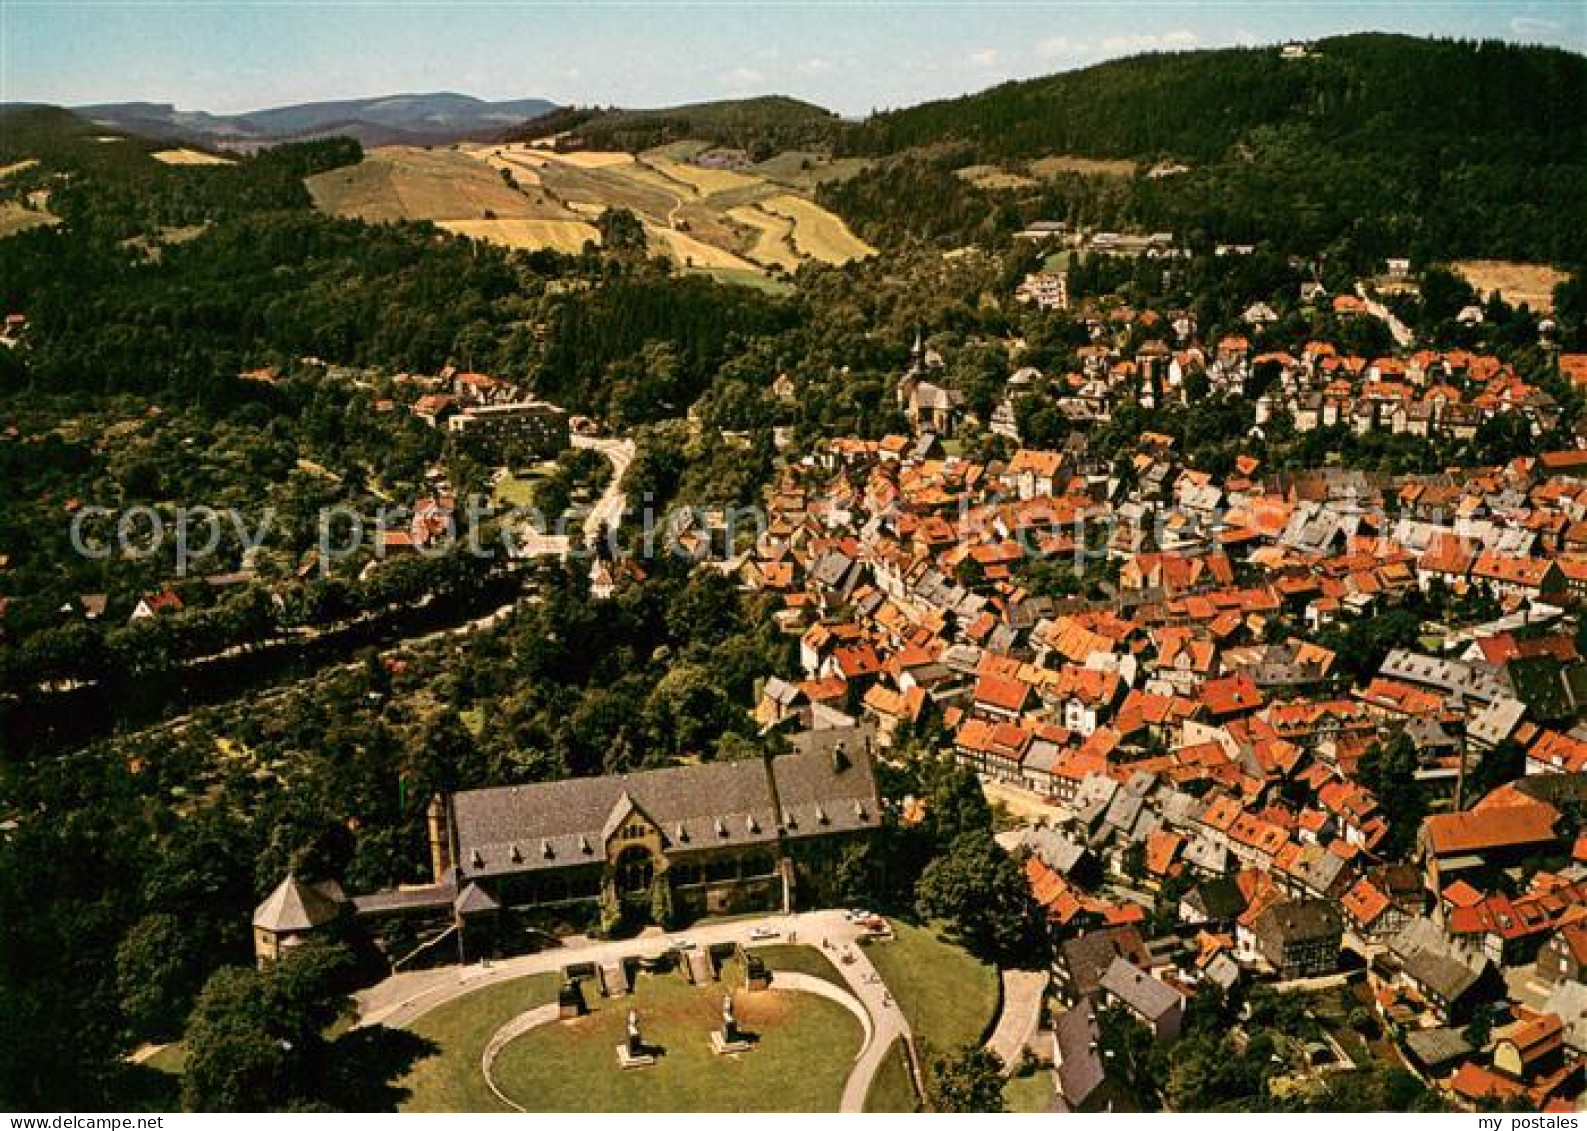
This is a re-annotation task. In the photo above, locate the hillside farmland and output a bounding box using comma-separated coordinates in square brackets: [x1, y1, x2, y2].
[304, 140, 871, 279]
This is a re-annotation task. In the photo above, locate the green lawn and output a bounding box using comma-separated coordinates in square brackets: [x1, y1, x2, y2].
[863, 1037, 920, 1112]
[1003, 1067, 1055, 1112]
[864, 922, 999, 1053]
[750, 943, 846, 988]
[397, 972, 560, 1112]
[690, 267, 797, 296]
[492, 472, 547, 508]
[490, 962, 861, 1111]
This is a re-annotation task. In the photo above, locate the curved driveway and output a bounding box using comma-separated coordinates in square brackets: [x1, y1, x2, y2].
[355, 908, 916, 1112]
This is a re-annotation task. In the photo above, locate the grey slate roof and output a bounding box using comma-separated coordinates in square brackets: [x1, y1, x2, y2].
[1201, 952, 1241, 991]
[454, 881, 500, 915]
[254, 874, 343, 932]
[1061, 925, 1149, 999]
[1401, 948, 1486, 1004]
[761, 676, 803, 709]
[1544, 981, 1587, 1055]
[810, 549, 858, 590]
[1023, 826, 1089, 875]
[1255, 898, 1342, 945]
[1380, 649, 1508, 705]
[350, 881, 456, 916]
[1103, 789, 1145, 836]
[1052, 1000, 1108, 1111]
[1069, 774, 1120, 829]
[1181, 836, 1230, 876]
[1403, 1027, 1474, 1071]
[450, 741, 878, 880]
[1100, 956, 1181, 1023]
[1184, 875, 1247, 921]
[1289, 842, 1349, 896]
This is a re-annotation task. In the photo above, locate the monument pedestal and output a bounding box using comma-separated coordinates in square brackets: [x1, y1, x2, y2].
[709, 1031, 754, 1055]
[616, 1044, 657, 1069]
[617, 1008, 653, 1068]
[558, 978, 587, 1020]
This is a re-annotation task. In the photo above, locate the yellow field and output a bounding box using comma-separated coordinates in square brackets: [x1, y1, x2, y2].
[151, 148, 235, 167]
[536, 149, 636, 170]
[753, 151, 872, 190]
[651, 158, 763, 198]
[1030, 154, 1137, 179]
[438, 218, 599, 254]
[955, 164, 1039, 191]
[760, 194, 875, 264]
[313, 142, 866, 278]
[728, 205, 801, 272]
[645, 224, 758, 271]
[0, 158, 39, 179]
[0, 202, 59, 237]
[307, 146, 576, 223]
[605, 160, 699, 199]
[470, 149, 545, 186]
[1453, 260, 1567, 313]
[641, 140, 712, 162]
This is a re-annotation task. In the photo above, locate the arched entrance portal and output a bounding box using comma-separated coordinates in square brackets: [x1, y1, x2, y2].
[614, 844, 655, 895]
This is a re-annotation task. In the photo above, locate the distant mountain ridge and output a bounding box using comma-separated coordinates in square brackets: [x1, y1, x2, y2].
[74, 92, 559, 150]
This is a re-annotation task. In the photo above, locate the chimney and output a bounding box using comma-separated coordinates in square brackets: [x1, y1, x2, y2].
[427, 794, 452, 881]
[832, 740, 850, 773]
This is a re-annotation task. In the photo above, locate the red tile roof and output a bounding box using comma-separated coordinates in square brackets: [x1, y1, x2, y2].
[1425, 801, 1558, 857]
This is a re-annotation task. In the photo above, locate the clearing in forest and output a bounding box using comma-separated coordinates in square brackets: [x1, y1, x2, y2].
[1452, 260, 1568, 313]
[0, 202, 59, 237]
[955, 164, 1040, 190]
[151, 148, 235, 167]
[759, 193, 875, 264]
[1030, 154, 1137, 179]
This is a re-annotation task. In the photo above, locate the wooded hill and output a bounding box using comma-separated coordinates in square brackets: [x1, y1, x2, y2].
[826, 35, 1587, 264]
[511, 95, 845, 158]
[841, 34, 1585, 164]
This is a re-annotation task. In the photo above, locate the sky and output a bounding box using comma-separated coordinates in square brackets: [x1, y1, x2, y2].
[3, 1, 1583, 117]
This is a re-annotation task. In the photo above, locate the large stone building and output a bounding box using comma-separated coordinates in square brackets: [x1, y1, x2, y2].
[253, 729, 880, 966]
[446, 399, 570, 460]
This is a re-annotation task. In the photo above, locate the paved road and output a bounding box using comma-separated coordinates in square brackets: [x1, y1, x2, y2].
[576, 434, 635, 549]
[985, 969, 1048, 1075]
[829, 931, 913, 1112]
[514, 434, 635, 559]
[1355, 283, 1413, 348]
[354, 908, 914, 1113]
